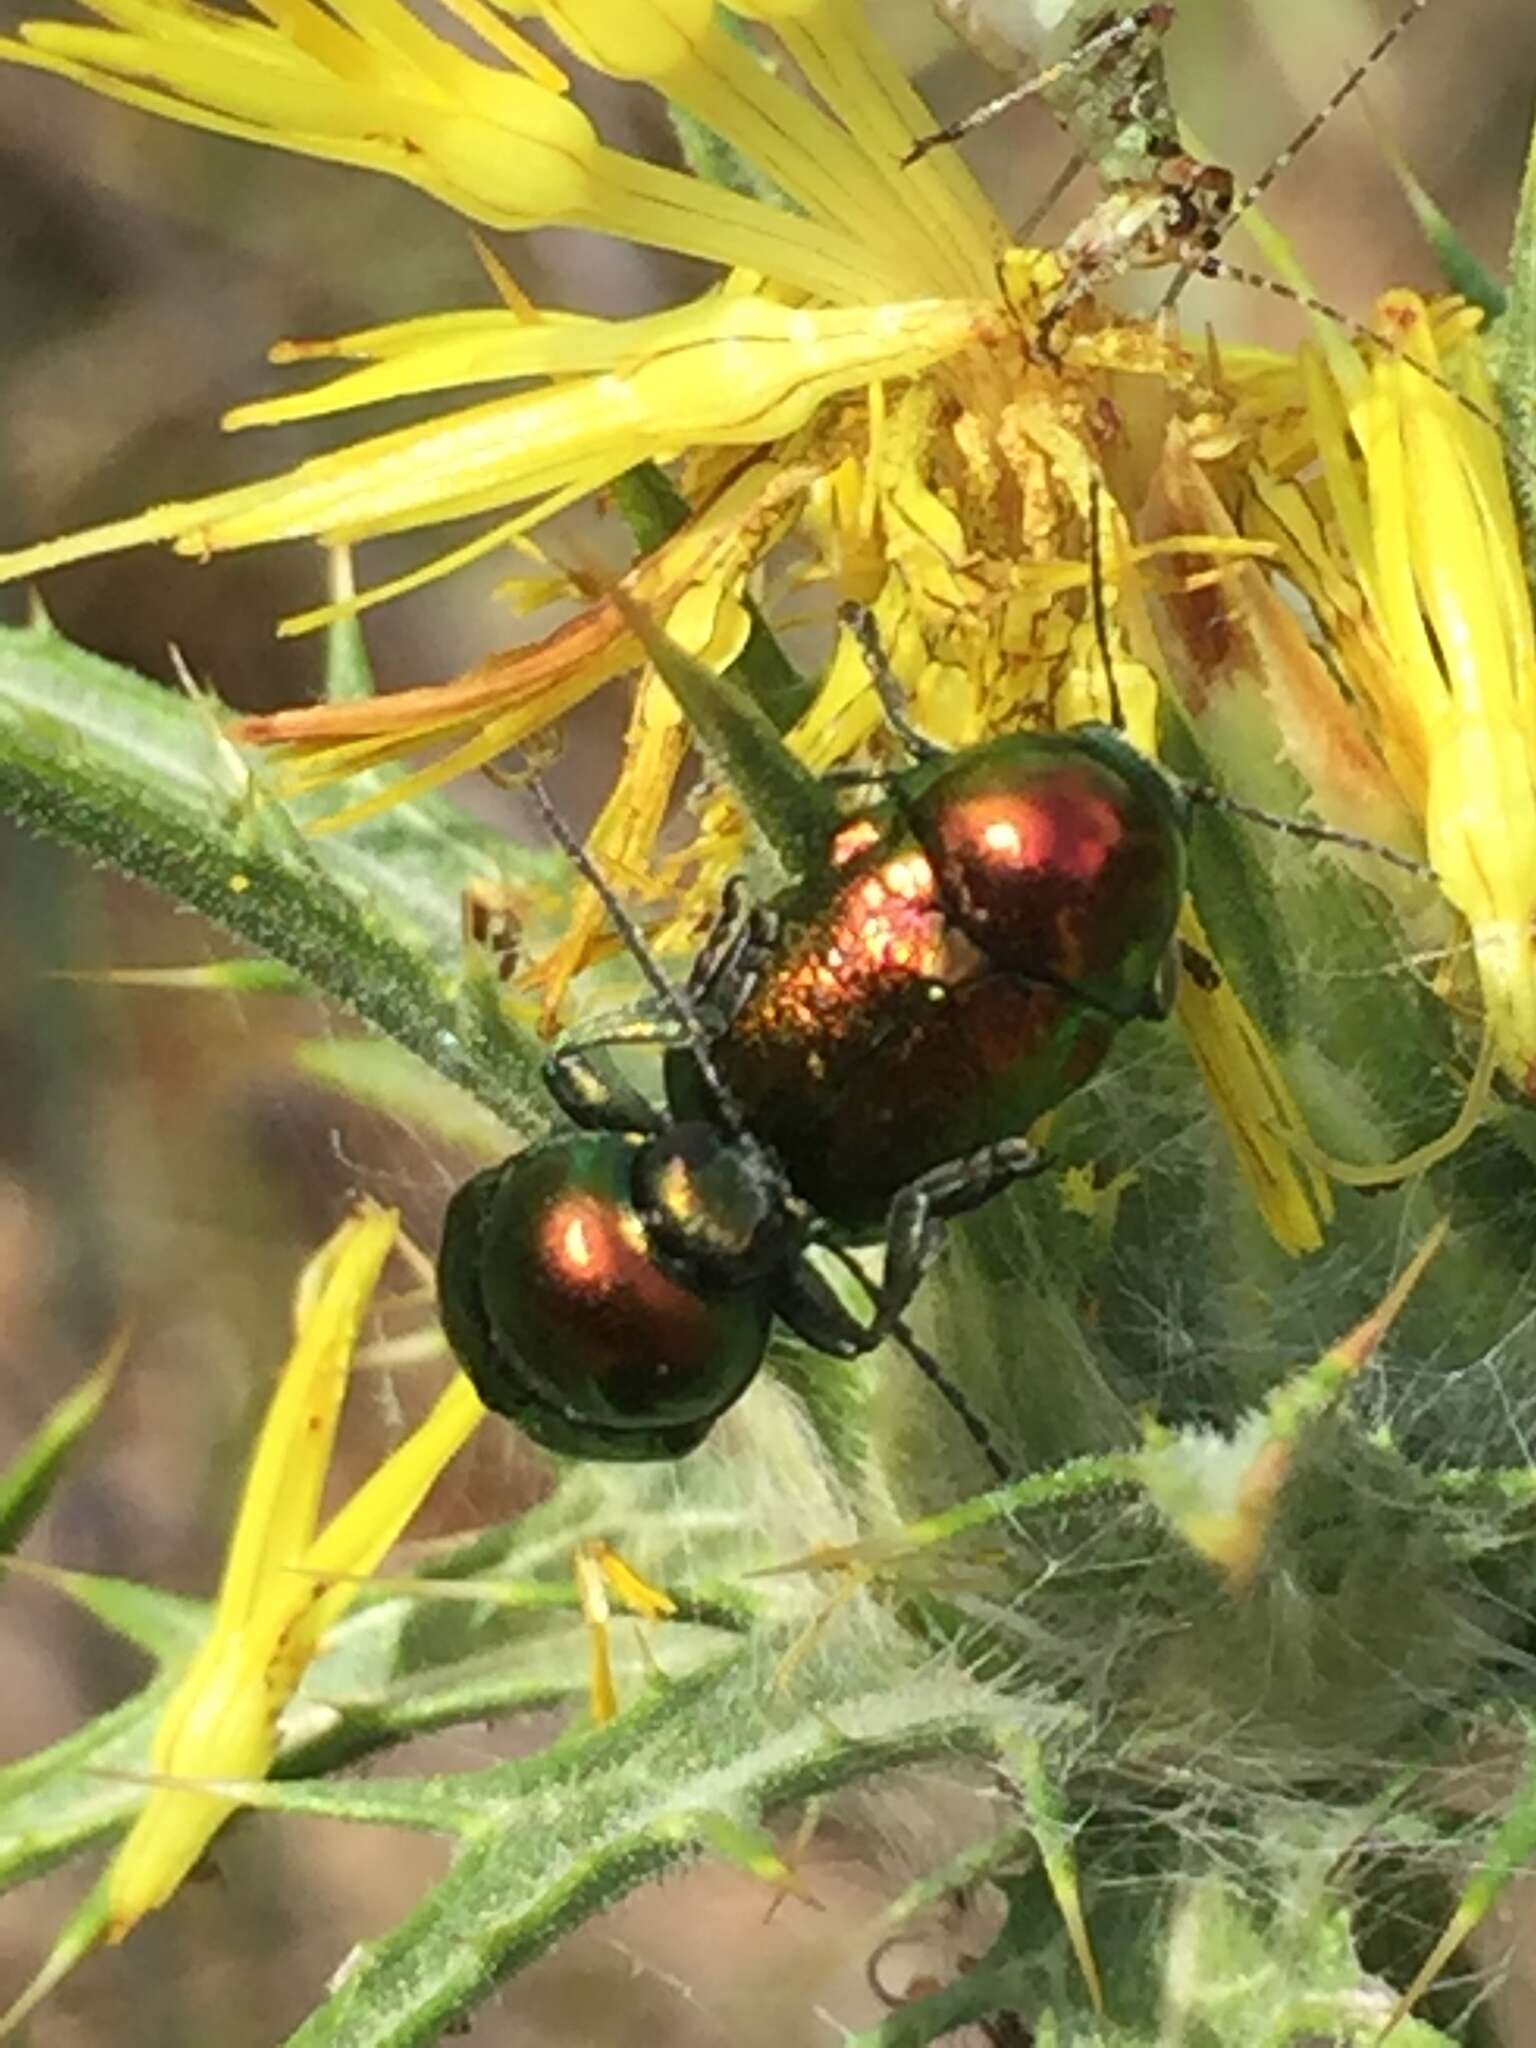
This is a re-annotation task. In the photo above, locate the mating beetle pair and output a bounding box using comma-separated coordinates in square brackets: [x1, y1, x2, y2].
[437, 598, 1194, 1472]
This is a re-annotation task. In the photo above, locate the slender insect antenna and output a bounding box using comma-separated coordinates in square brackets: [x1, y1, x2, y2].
[1182, 782, 1438, 880]
[904, 5, 1173, 166]
[1217, 0, 1434, 253]
[839, 601, 947, 762]
[889, 1313, 1011, 1483]
[1084, 481, 1126, 730]
[1081, 488, 1430, 880]
[820, 1238, 1012, 1483]
[518, 762, 749, 1138]
[1021, 149, 1087, 240]
[1161, 0, 1435, 312]
[1148, 0, 1524, 489]
[1190, 256, 1536, 494]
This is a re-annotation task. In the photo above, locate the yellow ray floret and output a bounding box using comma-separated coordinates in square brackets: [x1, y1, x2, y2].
[1, 0, 943, 301]
[1302, 296, 1536, 1094]
[109, 1204, 483, 1934]
[0, 293, 993, 598]
[2, 0, 1002, 299]
[0, 1203, 485, 2040]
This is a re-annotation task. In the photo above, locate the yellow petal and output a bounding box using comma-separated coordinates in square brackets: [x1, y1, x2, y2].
[0, 294, 985, 589]
[531, 0, 713, 78]
[219, 1202, 398, 1627]
[106, 1623, 284, 1935]
[293, 1372, 484, 1653]
[1174, 909, 1334, 1256]
[106, 1202, 400, 1936]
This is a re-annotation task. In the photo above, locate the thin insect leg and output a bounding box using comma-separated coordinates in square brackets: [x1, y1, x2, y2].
[1083, 482, 1126, 730]
[686, 877, 783, 1037]
[839, 602, 948, 761]
[687, 876, 756, 1001]
[1161, 0, 1436, 310]
[547, 1011, 697, 1133]
[1190, 257, 1535, 495]
[1182, 783, 1437, 878]
[879, 1142, 1050, 1336]
[1020, 150, 1086, 239]
[905, 6, 1173, 165]
[1163, 0, 1437, 309]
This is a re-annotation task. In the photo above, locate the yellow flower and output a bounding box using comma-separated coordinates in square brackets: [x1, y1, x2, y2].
[0, 1204, 484, 2036]
[0, 0, 1001, 606]
[0, 0, 1482, 1242]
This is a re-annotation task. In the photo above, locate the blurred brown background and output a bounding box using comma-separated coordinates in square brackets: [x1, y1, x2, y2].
[1, 1, 1534, 2040]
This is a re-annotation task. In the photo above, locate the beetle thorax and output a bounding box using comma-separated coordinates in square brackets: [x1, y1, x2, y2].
[634, 1123, 797, 1286]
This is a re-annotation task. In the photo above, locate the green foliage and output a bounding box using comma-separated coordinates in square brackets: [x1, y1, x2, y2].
[3, 594, 1536, 2039]
[0, 1337, 124, 1553]
[0, 613, 551, 1136]
[5, 0, 1536, 2033]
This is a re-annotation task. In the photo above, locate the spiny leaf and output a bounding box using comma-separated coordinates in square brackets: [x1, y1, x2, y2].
[0, 618, 548, 1131]
[1387, 145, 1507, 319]
[1377, 1713, 1536, 2040]
[322, 548, 379, 704]
[0, 1686, 173, 1889]
[0, 1329, 129, 1551]
[613, 591, 840, 884]
[281, 1643, 1012, 2048]
[611, 462, 812, 729]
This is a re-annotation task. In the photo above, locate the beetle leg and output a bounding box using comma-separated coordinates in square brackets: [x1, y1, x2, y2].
[546, 1008, 694, 1132]
[873, 1139, 1049, 1332]
[781, 1139, 1048, 1353]
[687, 875, 755, 998]
[775, 1256, 874, 1358]
[687, 882, 781, 1032]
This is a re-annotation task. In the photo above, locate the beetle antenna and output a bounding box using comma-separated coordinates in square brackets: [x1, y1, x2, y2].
[1181, 783, 1437, 878]
[1078, 495, 1435, 879]
[815, 1238, 1011, 1482]
[1084, 481, 1126, 729]
[520, 763, 749, 1138]
[886, 1303, 1012, 1483]
[839, 602, 947, 762]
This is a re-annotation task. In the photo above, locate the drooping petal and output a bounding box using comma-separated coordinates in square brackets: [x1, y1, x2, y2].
[97, 1205, 482, 1942]
[105, 1203, 400, 1935]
